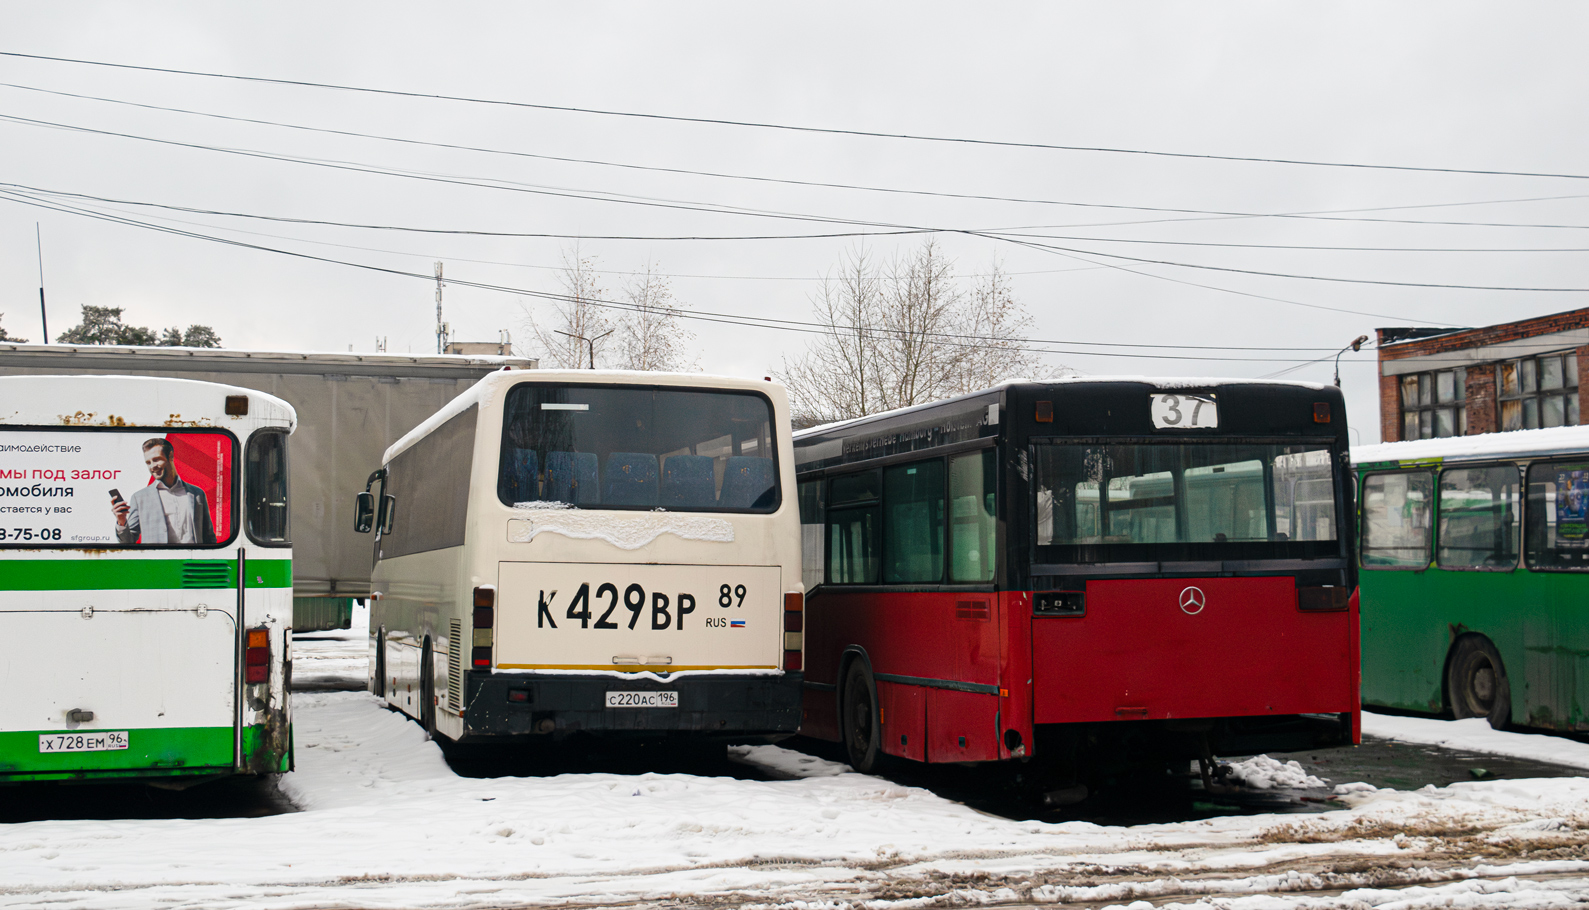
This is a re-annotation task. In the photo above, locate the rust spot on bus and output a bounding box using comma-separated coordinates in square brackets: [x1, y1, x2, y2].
[162, 413, 213, 427]
[58, 412, 128, 426]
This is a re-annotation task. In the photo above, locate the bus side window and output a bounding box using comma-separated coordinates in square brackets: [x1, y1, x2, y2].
[827, 471, 880, 584]
[245, 430, 290, 546]
[883, 459, 945, 584]
[950, 450, 996, 583]
[1438, 465, 1520, 570]
[1525, 461, 1589, 571]
[798, 479, 825, 591]
[1360, 470, 1433, 568]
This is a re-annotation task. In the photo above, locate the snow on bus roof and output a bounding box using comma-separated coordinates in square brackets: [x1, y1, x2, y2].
[380, 369, 786, 466]
[1353, 424, 1589, 466]
[0, 373, 296, 429]
[793, 375, 1330, 439]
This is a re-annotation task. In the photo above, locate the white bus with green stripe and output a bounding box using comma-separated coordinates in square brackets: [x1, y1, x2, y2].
[0, 376, 295, 784]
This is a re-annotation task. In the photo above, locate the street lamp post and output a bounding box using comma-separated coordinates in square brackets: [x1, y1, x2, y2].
[555, 329, 613, 369]
[1335, 335, 1371, 388]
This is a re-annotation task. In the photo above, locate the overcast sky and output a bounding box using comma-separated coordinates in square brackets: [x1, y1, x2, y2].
[3, 3, 1587, 443]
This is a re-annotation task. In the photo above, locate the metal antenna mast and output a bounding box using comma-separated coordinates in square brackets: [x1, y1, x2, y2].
[35, 223, 48, 343]
[434, 261, 450, 354]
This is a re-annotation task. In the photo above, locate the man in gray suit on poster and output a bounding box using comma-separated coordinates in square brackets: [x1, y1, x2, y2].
[112, 437, 216, 545]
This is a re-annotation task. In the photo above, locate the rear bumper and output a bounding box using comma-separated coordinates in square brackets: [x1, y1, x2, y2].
[1033, 711, 1353, 764]
[458, 670, 803, 740]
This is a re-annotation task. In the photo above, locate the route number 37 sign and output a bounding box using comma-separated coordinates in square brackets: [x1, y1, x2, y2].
[1150, 393, 1219, 430]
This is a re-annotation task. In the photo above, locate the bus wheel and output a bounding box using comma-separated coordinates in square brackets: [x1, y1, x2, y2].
[1448, 636, 1511, 730]
[841, 661, 884, 774]
[372, 628, 387, 698]
[420, 638, 438, 739]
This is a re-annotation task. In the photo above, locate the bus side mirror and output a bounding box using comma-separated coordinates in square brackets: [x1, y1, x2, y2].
[354, 492, 375, 533]
[379, 494, 397, 534]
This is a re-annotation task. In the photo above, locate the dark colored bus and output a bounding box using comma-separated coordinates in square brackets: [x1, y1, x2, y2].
[794, 379, 1358, 787]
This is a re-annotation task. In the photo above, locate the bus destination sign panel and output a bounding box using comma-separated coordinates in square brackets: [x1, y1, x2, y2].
[1150, 393, 1219, 430]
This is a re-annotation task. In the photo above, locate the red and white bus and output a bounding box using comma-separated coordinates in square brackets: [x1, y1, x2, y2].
[794, 378, 1358, 787]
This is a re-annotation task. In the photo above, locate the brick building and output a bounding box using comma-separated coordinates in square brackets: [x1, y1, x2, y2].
[1376, 306, 1589, 443]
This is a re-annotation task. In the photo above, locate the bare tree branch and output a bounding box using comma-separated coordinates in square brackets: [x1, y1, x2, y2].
[522, 245, 614, 369]
[779, 242, 1068, 425]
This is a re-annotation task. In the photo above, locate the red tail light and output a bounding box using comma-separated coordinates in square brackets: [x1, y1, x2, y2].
[245, 627, 270, 684]
[473, 586, 495, 668]
[783, 592, 803, 671]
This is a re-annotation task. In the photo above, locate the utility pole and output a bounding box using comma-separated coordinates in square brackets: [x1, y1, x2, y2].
[434, 261, 449, 354]
[35, 223, 48, 344]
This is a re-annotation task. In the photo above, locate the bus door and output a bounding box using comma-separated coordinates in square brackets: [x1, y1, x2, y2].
[2, 552, 243, 778]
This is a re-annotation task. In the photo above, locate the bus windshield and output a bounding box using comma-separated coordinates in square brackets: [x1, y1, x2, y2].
[1033, 441, 1340, 562]
[497, 384, 779, 512]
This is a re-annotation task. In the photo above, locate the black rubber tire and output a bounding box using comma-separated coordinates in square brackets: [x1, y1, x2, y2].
[1448, 635, 1512, 730]
[372, 628, 387, 698]
[841, 660, 884, 774]
[420, 638, 437, 738]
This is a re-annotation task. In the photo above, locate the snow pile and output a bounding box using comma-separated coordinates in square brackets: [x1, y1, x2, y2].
[731, 744, 852, 779]
[1221, 754, 1328, 790]
[1364, 712, 1589, 771]
[506, 511, 735, 548]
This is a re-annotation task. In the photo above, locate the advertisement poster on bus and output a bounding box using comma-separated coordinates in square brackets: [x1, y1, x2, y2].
[1555, 467, 1589, 549]
[0, 430, 233, 546]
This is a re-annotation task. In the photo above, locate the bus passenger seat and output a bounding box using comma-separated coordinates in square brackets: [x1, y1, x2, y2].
[603, 453, 659, 506]
[546, 451, 600, 505]
[720, 456, 775, 509]
[661, 455, 716, 508]
[503, 448, 539, 503]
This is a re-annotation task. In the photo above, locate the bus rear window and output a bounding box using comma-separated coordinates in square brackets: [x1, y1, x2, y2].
[1033, 441, 1339, 563]
[498, 385, 779, 512]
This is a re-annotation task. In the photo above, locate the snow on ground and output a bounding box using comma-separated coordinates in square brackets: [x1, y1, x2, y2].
[1364, 711, 1589, 771]
[1221, 755, 1328, 790]
[4, 627, 1589, 910]
[5, 690, 1589, 910]
[286, 600, 369, 691]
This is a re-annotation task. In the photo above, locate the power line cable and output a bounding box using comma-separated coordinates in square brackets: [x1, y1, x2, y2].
[14, 180, 1589, 256]
[0, 187, 1384, 364]
[7, 79, 1589, 233]
[0, 179, 1445, 325]
[10, 112, 1589, 292]
[2, 50, 1585, 181]
[975, 230, 1589, 292]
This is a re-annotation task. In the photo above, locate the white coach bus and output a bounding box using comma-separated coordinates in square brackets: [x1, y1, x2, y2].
[357, 370, 803, 746]
[0, 376, 295, 783]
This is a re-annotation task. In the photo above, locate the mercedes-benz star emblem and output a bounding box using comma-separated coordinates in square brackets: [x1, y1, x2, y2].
[1178, 586, 1206, 615]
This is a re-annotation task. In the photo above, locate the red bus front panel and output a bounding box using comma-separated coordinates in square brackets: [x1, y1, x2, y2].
[1032, 576, 1354, 724]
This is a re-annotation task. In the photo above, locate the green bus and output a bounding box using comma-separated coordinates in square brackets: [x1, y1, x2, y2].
[1354, 426, 1589, 731]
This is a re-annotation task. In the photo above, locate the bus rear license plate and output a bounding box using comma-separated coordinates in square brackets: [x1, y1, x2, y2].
[605, 691, 679, 709]
[39, 731, 129, 753]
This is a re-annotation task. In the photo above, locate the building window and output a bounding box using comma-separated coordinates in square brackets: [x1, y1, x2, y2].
[1500, 352, 1579, 431]
[1401, 368, 1466, 439]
